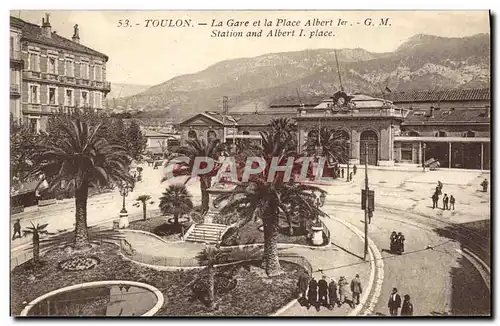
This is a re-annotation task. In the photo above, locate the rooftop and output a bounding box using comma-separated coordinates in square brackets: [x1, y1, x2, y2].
[402, 107, 490, 125]
[235, 112, 295, 126]
[10, 16, 108, 60]
[380, 88, 490, 103]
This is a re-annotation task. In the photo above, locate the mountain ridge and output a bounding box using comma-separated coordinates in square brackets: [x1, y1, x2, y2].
[113, 33, 490, 119]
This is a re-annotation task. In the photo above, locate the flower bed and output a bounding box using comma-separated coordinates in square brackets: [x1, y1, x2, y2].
[58, 256, 100, 272]
[11, 242, 304, 316]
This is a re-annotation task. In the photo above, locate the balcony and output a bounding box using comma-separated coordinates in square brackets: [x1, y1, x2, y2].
[10, 84, 20, 97]
[41, 73, 58, 82]
[23, 71, 42, 79]
[10, 50, 23, 68]
[22, 104, 62, 115]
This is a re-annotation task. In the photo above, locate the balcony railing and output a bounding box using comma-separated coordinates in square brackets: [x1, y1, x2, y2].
[10, 50, 21, 60]
[10, 84, 20, 94]
[23, 71, 42, 79]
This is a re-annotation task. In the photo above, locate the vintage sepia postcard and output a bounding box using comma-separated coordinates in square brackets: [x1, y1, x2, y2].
[9, 10, 491, 317]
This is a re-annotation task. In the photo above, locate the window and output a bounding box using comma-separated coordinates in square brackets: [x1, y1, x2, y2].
[48, 87, 57, 105]
[29, 52, 40, 71]
[80, 62, 89, 79]
[408, 131, 420, 137]
[65, 89, 74, 106]
[29, 84, 40, 104]
[188, 130, 197, 139]
[242, 130, 250, 135]
[48, 57, 57, 74]
[93, 91, 102, 108]
[435, 131, 446, 137]
[81, 91, 89, 107]
[464, 130, 475, 138]
[65, 59, 74, 77]
[94, 65, 102, 81]
[401, 143, 413, 161]
[28, 118, 39, 133]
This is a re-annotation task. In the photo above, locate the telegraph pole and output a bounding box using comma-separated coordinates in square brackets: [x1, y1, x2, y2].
[364, 143, 369, 261]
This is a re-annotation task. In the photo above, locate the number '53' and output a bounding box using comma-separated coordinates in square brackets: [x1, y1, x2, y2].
[117, 19, 130, 27]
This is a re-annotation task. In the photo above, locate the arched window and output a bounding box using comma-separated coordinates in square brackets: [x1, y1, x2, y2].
[207, 130, 217, 139]
[188, 130, 197, 139]
[360, 130, 378, 141]
[243, 130, 250, 135]
[408, 131, 420, 137]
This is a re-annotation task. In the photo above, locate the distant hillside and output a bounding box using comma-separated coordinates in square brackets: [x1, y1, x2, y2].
[107, 83, 151, 100]
[117, 33, 490, 120]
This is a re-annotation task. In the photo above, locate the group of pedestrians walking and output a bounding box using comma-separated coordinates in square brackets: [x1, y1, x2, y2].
[389, 231, 405, 255]
[337, 165, 356, 181]
[297, 272, 363, 311]
[388, 287, 414, 316]
[431, 181, 455, 210]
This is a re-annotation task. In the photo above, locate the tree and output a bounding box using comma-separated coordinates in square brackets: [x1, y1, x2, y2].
[172, 138, 224, 214]
[125, 120, 147, 161]
[23, 222, 49, 266]
[10, 115, 40, 186]
[215, 131, 327, 276]
[29, 118, 133, 248]
[159, 184, 194, 224]
[136, 194, 152, 220]
[195, 245, 228, 310]
[268, 117, 297, 152]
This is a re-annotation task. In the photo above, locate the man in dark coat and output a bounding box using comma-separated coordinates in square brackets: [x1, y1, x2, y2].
[341, 168, 345, 179]
[397, 232, 405, 254]
[481, 179, 488, 192]
[388, 287, 402, 316]
[12, 219, 21, 240]
[353, 165, 357, 175]
[449, 195, 455, 210]
[390, 231, 398, 253]
[328, 279, 338, 310]
[307, 277, 318, 310]
[349, 172, 353, 182]
[317, 275, 329, 308]
[350, 274, 363, 305]
[432, 192, 439, 209]
[297, 270, 310, 302]
[443, 193, 449, 210]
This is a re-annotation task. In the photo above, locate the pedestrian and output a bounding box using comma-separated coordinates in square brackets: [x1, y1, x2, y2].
[12, 219, 22, 240]
[341, 167, 345, 179]
[307, 277, 318, 310]
[449, 195, 455, 210]
[353, 165, 357, 175]
[432, 192, 439, 209]
[349, 172, 353, 182]
[390, 231, 398, 252]
[397, 232, 405, 254]
[328, 279, 338, 310]
[350, 274, 363, 306]
[401, 294, 414, 316]
[318, 275, 329, 308]
[438, 181, 443, 192]
[388, 287, 402, 316]
[297, 270, 310, 303]
[338, 276, 353, 308]
[443, 193, 449, 210]
[481, 179, 488, 192]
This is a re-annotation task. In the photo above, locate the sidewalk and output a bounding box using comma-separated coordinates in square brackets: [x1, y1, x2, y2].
[278, 218, 372, 316]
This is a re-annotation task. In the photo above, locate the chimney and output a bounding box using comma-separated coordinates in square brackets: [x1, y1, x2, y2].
[72, 24, 80, 43]
[41, 13, 52, 38]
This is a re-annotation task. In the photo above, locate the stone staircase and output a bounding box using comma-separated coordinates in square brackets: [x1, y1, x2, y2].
[184, 223, 228, 244]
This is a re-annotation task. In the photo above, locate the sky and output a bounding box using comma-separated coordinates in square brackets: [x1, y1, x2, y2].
[13, 10, 490, 86]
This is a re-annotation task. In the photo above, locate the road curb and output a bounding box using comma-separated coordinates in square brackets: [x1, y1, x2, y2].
[332, 218, 384, 317]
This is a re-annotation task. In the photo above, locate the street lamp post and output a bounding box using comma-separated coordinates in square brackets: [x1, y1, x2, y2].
[118, 182, 131, 229]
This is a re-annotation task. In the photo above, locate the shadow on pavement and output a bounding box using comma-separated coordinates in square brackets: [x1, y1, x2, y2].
[331, 242, 363, 261]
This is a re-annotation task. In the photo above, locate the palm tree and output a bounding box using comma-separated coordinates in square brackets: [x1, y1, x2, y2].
[269, 117, 297, 152]
[30, 118, 133, 248]
[305, 127, 348, 164]
[215, 131, 327, 276]
[159, 184, 194, 224]
[195, 245, 228, 310]
[23, 222, 49, 266]
[170, 138, 224, 214]
[136, 194, 152, 220]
